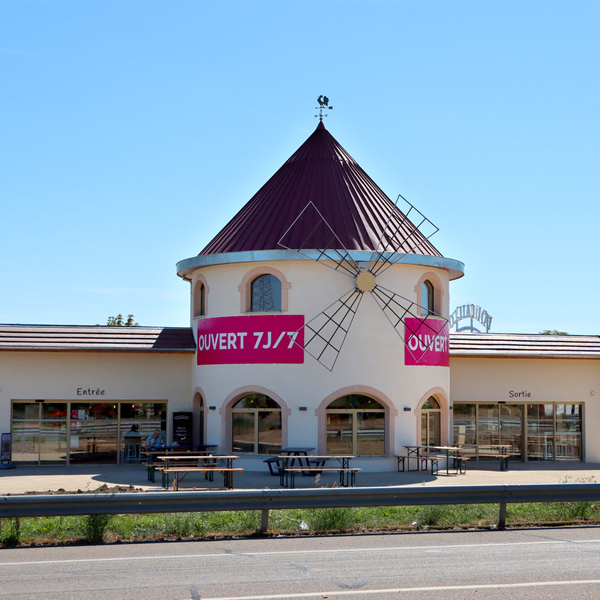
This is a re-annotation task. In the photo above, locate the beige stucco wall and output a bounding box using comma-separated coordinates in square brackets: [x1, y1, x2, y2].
[190, 259, 452, 470]
[0, 351, 193, 438]
[450, 356, 600, 462]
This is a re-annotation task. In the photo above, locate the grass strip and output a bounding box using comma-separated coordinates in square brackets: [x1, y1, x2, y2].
[2, 499, 600, 547]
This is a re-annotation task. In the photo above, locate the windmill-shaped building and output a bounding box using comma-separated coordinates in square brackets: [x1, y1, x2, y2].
[177, 120, 465, 470]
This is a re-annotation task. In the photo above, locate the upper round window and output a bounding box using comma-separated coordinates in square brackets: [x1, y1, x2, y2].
[251, 274, 282, 312]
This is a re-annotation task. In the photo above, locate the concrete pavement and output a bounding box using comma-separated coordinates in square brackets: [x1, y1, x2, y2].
[1, 461, 598, 495]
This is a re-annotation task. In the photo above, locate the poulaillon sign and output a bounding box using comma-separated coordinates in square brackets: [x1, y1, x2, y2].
[197, 315, 305, 365]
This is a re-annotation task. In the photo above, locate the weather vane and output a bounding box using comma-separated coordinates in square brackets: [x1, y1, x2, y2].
[315, 95, 333, 121]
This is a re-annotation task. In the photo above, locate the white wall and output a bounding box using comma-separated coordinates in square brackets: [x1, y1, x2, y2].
[450, 356, 600, 462]
[190, 258, 452, 469]
[0, 351, 193, 440]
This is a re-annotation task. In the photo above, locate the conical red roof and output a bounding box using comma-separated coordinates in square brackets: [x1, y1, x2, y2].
[200, 122, 443, 258]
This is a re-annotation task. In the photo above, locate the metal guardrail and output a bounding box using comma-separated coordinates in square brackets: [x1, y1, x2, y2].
[3, 483, 600, 530]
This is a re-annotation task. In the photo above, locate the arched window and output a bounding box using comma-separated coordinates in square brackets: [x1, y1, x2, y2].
[231, 393, 282, 455]
[193, 281, 206, 317]
[326, 394, 385, 456]
[420, 280, 435, 316]
[251, 274, 282, 312]
[421, 396, 441, 446]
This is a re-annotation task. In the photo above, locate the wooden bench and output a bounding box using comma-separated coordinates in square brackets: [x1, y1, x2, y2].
[147, 462, 165, 482]
[266, 456, 330, 477]
[282, 467, 361, 488]
[454, 455, 469, 474]
[463, 453, 513, 471]
[159, 467, 243, 490]
[264, 456, 282, 476]
[419, 455, 447, 475]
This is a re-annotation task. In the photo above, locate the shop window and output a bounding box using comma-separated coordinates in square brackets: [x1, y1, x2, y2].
[251, 274, 282, 312]
[193, 280, 207, 318]
[11, 400, 166, 466]
[420, 280, 435, 316]
[326, 394, 385, 456]
[452, 402, 582, 462]
[231, 393, 282, 455]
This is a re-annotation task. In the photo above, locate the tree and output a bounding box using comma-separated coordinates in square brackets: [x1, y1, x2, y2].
[539, 329, 568, 335]
[107, 314, 139, 327]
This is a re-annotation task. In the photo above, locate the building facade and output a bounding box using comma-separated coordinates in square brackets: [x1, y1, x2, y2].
[1, 122, 598, 469]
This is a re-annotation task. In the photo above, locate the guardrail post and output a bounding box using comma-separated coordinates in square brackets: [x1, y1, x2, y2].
[498, 502, 507, 530]
[259, 509, 269, 533]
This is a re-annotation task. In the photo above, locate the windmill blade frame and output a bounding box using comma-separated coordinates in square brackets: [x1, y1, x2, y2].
[369, 194, 439, 277]
[292, 287, 364, 371]
[278, 201, 361, 279]
[370, 283, 450, 363]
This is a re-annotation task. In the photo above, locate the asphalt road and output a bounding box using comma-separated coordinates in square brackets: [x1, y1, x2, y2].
[2, 527, 600, 599]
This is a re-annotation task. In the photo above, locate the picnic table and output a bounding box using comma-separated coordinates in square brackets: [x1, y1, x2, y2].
[143, 449, 219, 482]
[264, 447, 316, 476]
[280, 447, 315, 467]
[460, 444, 515, 471]
[157, 454, 241, 490]
[279, 454, 360, 488]
[400, 445, 464, 475]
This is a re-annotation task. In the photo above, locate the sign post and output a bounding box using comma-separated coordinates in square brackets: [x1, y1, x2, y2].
[0, 433, 15, 469]
[172, 412, 193, 447]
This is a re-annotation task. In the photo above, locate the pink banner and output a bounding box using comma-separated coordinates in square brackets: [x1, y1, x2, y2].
[197, 315, 305, 365]
[404, 317, 449, 366]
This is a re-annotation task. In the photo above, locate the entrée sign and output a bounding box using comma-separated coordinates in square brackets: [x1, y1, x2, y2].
[197, 315, 305, 365]
[404, 317, 450, 367]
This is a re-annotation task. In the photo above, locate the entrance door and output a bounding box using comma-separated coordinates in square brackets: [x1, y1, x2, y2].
[420, 397, 441, 446]
[69, 403, 119, 463]
[500, 404, 523, 460]
[477, 403, 523, 459]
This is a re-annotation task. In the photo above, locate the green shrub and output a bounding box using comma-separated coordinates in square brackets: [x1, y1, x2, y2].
[1, 518, 21, 547]
[83, 514, 111, 543]
[303, 507, 358, 531]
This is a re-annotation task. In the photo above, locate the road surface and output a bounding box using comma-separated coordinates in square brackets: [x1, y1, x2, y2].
[2, 527, 600, 599]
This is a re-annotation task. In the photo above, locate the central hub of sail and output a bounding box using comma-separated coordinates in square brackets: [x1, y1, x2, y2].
[355, 271, 376, 293]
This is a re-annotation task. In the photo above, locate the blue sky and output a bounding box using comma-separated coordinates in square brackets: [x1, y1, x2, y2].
[2, 1, 599, 334]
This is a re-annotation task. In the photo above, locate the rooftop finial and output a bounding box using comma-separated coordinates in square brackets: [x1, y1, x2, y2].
[315, 95, 333, 121]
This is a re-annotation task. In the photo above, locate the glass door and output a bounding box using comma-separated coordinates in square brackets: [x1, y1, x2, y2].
[555, 404, 582, 461]
[526, 404, 554, 460]
[40, 403, 68, 463]
[69, 403, 119, 463]
[326, 413, 353, 454]
[500, 404, 523, 459]
[12, 403, 41, 464]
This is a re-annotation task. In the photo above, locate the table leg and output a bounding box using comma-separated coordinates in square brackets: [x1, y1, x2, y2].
[408, 450, 420, 471]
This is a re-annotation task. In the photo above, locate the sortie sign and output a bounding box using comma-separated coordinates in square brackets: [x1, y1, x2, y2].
[404, 317, 450, 367]
[197, 315, 305, 365]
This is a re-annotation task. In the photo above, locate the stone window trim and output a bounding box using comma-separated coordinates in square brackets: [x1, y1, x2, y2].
[315, 385, 397, 456]
[220, 385, 291, 453]
[192, 274, 210, 319]
[414, 272, 445, 317]
[415, 388, 450, 446]
[238, 266, 291, 313]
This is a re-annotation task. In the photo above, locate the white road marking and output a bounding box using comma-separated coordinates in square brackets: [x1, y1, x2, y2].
[1, 539, 599, 567]
[196, 580, 600, 600]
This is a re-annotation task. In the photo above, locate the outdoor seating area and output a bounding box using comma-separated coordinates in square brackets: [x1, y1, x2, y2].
[263, 447, 361, 488]
[398, 444, 515, 475]
[140, 446, 240, 490]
